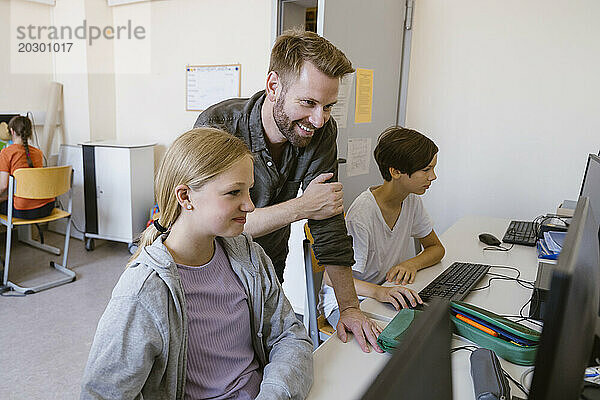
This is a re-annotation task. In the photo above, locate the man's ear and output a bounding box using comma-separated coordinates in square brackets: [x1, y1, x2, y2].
[265, 71, 281, 102]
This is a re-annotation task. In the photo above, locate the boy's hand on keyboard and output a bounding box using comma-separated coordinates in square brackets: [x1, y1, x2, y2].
[386, 262, 418, 284]
[375, 286, 422, 310]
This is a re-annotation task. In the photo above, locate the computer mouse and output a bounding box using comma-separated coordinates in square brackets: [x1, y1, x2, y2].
[478, 233, 501, 246]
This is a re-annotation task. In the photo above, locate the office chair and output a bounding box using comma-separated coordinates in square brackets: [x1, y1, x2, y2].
[303, 223, 335, 350]
[1, 166, 75, 294]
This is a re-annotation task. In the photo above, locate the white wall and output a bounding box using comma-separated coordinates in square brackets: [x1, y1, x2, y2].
[406, 0, 600, 234]
[0, 0, 53, 114]
[112, 0, 273, 167]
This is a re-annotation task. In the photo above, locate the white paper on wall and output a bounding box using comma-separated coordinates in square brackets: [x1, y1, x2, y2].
[331, 72, 354, 129]
[186, 64, 241, 111]
[346, 137, 371, 177]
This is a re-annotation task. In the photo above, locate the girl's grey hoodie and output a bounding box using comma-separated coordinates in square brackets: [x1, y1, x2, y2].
[80, 233, 313, 400]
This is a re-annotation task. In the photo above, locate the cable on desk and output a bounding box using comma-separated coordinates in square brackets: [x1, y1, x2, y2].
[483, 242, 514, 252]
[450, 345, 478, 354]
[471, 273, 534, 292]
[490, 266, 534, 286]
[532, 214, 570, 239]
[500, 315, 543, 328]
[518, 297, 539, 323]
[475, 266, 535, 290]
[520, 367, 535, 394]
[504, 368, 530, 397]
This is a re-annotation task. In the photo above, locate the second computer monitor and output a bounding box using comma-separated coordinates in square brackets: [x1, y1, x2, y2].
[580, 153, 600, 223]
[529, 196, 600, 399]
[360, 300, 453, 400]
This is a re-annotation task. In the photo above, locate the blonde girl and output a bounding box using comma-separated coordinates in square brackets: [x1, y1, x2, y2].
[81, 128, 313, 400]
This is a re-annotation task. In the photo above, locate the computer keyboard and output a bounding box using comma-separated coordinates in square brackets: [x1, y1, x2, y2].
[502, 220, 538, 246]
[418, 262, 491, 302]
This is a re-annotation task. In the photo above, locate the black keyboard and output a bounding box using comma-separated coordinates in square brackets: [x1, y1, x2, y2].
[418, 262, 491, 302]
[502, 220, 538, 246]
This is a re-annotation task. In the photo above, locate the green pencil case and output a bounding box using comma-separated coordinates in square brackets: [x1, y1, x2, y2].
[377, 308, 423, 353]
[450, 301, 541, 366]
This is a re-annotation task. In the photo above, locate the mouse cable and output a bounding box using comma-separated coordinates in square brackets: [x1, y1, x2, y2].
[518, 297, 538, 322]
[471, 272, 534, 292]
[471, 275, 533, 292]
[532, 214, 570, 238]
[499, 315, 543, 328]
[503, 368, 530, 397]
[450, 345, 477, 354]
[483, 243, 514, 252]
[488, 265, 535, 289]
[520, 367, 535, 392]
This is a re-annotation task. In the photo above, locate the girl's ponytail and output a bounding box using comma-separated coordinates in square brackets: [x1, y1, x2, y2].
[22, 137, 33, 168]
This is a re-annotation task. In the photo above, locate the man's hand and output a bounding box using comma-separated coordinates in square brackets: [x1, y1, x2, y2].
[375, 285, 422, 310]
[336, 307, 384, 353]
[386, 262, 419, 284]
[299, 173, 344, 220]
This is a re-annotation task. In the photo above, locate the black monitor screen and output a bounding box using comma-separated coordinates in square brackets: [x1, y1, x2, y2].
[360, 300, 452, 400]
[580, 154, 600, 225]
[0, 114, 20, 125]
[529, 197, 600, 399]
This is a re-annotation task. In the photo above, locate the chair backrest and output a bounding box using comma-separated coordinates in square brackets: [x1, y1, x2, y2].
[13, 166, 72, 199]
[303, 223, 326, 349]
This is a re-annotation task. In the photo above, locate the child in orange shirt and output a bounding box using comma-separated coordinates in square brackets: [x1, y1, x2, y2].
[0, 116, 54, 219]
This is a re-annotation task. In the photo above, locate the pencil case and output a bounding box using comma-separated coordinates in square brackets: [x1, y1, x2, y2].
[450, 301, 540, 366]
[377, 308, 423, 353]
[470, 348, 511, 400]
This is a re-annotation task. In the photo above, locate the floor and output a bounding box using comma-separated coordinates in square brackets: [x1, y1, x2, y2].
[0, 229, 131, 399]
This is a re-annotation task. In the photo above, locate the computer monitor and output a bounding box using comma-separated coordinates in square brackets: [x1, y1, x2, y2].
[0, 114, 21, 125]
[360, 300, 453, 400]
[580, 154, 600, 224]
[529, 196, 600, 399]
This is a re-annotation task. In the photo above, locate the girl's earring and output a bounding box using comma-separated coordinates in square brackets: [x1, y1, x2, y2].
[186, 204, 192, 210]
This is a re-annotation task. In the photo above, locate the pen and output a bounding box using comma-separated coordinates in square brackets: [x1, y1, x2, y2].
[455, 313, 499, 337]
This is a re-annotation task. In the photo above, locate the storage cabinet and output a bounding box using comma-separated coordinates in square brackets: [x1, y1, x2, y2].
[81, 141, 155, 251]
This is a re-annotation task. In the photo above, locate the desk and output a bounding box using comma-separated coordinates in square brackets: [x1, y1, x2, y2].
[307, 216, 541, 400]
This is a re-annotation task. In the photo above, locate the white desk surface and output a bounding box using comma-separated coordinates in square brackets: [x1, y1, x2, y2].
[307, 215, 541, 400]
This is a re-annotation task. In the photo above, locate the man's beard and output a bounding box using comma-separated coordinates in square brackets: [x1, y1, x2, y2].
[272, 95, 314, 148]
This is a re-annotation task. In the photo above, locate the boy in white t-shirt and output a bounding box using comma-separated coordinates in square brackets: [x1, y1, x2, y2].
[321, 126, 446, 327]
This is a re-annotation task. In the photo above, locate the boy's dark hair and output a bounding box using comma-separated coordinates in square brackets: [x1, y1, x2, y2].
[374, 126, 438, 181]
[8, 116, 34, 168]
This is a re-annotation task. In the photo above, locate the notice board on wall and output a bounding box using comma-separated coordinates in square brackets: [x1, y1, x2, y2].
[186, 64, 241, 111]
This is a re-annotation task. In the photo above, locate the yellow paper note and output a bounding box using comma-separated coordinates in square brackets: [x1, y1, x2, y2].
[355, 68, 374, 123]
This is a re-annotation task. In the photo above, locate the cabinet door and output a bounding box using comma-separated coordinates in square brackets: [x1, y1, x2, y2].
[95, 147, 133, 241]
[319, 0, 406, 207]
